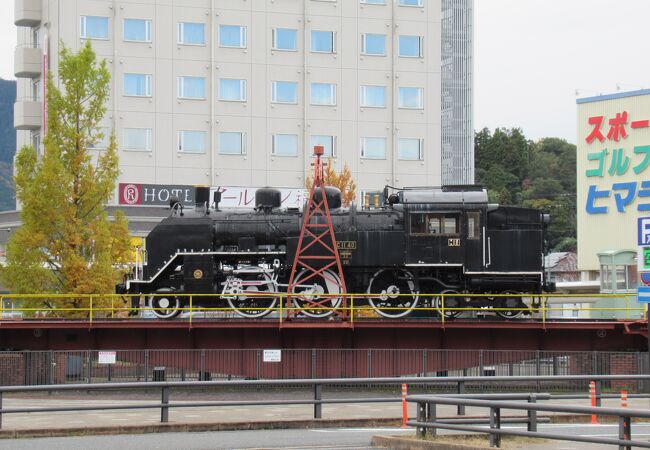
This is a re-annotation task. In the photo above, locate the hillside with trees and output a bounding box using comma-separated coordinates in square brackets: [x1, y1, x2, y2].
[474, 128, 576, 252]
[0, 79, 16, 211]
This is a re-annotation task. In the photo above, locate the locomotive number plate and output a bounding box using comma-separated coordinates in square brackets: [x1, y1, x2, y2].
[337, 241, 357, 250]
[448, 238, 461, 247]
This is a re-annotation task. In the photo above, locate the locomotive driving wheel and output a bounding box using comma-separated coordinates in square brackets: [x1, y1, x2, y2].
[148, 288, 182, 319]
[224, 268, 278, 318]
[367, 269, 419, 318]
[291, 269, 343, 318]
[435, 289, 465, 319]
[493, 291, 530, 319]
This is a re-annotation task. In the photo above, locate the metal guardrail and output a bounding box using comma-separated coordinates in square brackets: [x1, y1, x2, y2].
[0, 292, 645, 323]
[408, 394, 650, 449]
[0, 374, 649, 433]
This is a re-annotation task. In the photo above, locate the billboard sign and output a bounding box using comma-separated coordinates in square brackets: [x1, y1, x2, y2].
[119, 184, 306, 209]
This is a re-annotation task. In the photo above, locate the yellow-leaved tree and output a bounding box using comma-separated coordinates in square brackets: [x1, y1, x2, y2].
[306, 158, 357, 207]
[1, 42, 132, 317]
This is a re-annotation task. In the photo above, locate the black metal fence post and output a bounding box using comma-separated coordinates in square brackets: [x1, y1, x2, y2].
[457, 380, 466, 415]
[313, 384, 322, 419]
[47, 351, 53, 385]
[86, 351, 92, 384]
[416, 401, 426, 438]
[161, 386, 169, 423]
[200, 349, 205, 380]
[595, 380, 602, 407]
[618, 415, 631, 450]
[489, 406, 501, 448]
[429, 402, 437, 437]
[0, 391, 3, 430]
[536, 351, 541, 392]
[144, 350, 149, 382]
[527, 394, 537, 432]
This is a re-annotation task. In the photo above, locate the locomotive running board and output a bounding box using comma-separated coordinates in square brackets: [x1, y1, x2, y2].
[279, 321, 354, 329]
[126, 250, 286, 290]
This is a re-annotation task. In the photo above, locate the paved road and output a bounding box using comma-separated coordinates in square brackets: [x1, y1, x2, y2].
[1, 423, 649, 450]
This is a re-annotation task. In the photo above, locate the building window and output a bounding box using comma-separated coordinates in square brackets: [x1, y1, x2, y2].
[311, 30, 335, 53]
[272, 81, 298, 104]
[272, 28, 298, 51]
[219, 79, 247, 102]
[272, 134, 299, 157]
[30, 131, 40, 152]
[219, 25, 247, 48]
[123, 73, 152, 97]
[398, 87, 423, 109]
[360, 85, 386, 108]
[398, 35, 423, 57]
[177, 76, 206, 100]
[310, 135, 335, 157]
[32, 79, 41, 101]
[361, 0, 387, 4]
[80, 16, 109, 40]
[219, 132, 246, 155]
[178, 130, 206, 154]
[89, 127, 111, 150]
[310, 83, 336, 106]
[398, 138, 424, 160]
[399, 0, 424, 6]
[123, 128, 152, 152]
[360, 137, 386, 159]
[177, 22, 205, 45]
[31, 27, 40, 48]
[361, 33, 386, 56]
[123, 19, 152, 42]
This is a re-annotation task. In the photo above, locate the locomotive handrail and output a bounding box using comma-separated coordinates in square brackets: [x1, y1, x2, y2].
[0, 292, 643, 325]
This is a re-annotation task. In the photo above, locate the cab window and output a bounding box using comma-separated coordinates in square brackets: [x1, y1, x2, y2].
[467, 212, 480, 239]
[410, 213, 459, 236]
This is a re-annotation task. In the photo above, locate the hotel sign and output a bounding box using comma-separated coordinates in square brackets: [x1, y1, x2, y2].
[119, 183, 194, 206]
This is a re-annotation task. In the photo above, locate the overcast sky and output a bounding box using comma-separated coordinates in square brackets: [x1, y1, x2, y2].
[2, 1, 649, 144]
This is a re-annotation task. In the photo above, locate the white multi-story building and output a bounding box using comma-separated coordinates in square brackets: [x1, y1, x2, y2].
[14, 0, 473, 206]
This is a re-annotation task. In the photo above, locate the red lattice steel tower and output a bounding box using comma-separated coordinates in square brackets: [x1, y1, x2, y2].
[285, 145, 348, 320]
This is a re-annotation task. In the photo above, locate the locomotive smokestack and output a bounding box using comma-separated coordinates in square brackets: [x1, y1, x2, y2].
[195, 186, 210, 213]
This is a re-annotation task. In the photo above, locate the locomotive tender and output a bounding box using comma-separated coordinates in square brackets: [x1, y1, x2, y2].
[117, 185, 554, 319]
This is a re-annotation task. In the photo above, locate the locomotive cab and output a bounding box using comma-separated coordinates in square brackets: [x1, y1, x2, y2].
[400, 186, 488, 269]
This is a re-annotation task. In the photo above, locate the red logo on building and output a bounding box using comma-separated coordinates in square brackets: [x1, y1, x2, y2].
[120, 184, 141, 205]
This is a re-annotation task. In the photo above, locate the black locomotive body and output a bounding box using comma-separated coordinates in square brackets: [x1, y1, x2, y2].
[118, 186, 553, 319]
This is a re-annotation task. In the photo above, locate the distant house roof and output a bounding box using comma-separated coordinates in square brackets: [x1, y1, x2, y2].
[545, 252, 579, 273]
[545, 252, 569, 269]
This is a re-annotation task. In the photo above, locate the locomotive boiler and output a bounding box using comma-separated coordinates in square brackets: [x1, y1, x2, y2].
[117, 185, 554, 319]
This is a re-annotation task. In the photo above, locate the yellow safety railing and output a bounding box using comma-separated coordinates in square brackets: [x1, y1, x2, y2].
[0, 292, 644, 324]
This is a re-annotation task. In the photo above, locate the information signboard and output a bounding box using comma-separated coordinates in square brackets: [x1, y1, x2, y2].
[98, 351, 116, 364]
[263, 349, 282, 363]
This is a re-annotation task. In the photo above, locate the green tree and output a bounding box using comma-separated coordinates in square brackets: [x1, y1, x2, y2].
[475, 129, 577, 252]
[1, 42, 131, 315]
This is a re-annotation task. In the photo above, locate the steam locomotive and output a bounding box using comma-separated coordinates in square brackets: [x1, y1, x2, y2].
[117, 185, 554, 319]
